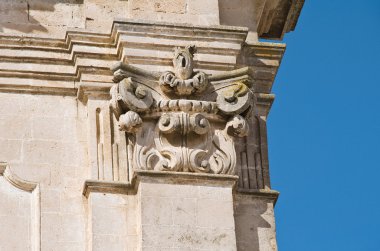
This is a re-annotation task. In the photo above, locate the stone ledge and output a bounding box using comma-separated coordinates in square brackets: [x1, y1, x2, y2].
[0, 20, 286, 96]
[113, 18, 249, 34]
[83, 170, 239, 198]
[256, 93, 275, 117]
[82, 179, 134, 197]
[235, 188, 280, 206]
[135, 170, 239, 186]
[83, 174, 280, 204]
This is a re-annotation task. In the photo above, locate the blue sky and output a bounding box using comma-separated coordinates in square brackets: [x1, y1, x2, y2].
[267, 1, 380, 250]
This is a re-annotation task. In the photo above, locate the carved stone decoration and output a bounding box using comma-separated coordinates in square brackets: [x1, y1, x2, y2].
[109, 45, 256, 175]
[109, 77, 153, 119]
[159, 45, 209, 96]
[226, 115, 249, 138]
[216, 81, 253, 115]
[119, 111, 143, 133]
[158, 113, 210, 135]
[173, 45, 196, 80]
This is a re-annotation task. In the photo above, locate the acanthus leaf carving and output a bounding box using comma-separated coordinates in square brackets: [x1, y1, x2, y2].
[109, 45, 256, 175]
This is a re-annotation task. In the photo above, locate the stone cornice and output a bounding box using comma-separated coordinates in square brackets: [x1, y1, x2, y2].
[82, 179, 134, 197]
[0, 19, 286, 103]
[83, 169, 278, 205]
[256, 93, 276, 117]
[258, 0, 305, 40]
[235, 188, 280, 206]
[83, 170, 239, 198]
[112, 18, 249, 40]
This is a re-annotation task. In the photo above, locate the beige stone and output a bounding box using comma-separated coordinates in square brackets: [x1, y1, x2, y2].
[88, 193, 132, 251]
[0, 1, 304, 250]
[0, 164, 40, 251]
[234, 193, 279, 251]
[137, 174, 238, 250]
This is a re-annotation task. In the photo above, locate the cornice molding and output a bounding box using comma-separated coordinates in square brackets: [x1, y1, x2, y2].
[258, 0, 305, 40]
[83, 169, 278, 205]
[0, 20, 286, 100]
[83, 170, 239, 198]
[236, 188, 280, 206]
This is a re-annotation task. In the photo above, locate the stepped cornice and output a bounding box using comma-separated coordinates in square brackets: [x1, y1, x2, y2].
[0, 19, 285, 104]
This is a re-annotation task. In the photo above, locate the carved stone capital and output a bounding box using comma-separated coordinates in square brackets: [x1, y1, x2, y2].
[109, 45, 256, 175]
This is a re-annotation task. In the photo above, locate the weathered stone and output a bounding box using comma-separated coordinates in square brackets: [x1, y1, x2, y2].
[0, 1, 304, 250]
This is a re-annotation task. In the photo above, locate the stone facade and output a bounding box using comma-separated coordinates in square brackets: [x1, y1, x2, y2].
[0, 1, 304, 250]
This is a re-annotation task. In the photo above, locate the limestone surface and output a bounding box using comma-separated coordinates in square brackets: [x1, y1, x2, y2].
[0, 1, 304, 250]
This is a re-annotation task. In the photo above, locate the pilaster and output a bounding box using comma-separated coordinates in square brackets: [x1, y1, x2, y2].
[76, 20, 284, 250]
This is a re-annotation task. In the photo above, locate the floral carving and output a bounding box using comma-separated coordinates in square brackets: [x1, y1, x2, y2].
[110, 45, 256, 175]
[159, 46, 209, 96]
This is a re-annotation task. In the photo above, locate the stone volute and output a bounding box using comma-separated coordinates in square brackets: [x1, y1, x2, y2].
[109, 45, 254, 175]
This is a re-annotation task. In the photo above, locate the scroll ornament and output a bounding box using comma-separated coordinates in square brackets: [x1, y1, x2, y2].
[109, 45, 254, 175]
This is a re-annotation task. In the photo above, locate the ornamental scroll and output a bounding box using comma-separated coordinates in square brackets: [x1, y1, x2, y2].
[110, 45, 255, 175]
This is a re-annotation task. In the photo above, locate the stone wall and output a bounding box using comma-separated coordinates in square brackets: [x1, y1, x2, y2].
[0, 1, 305, 250]
[0, 93, 87, 250]
[0, 175, 35, 250]
[0, 0, 128, 37]
[0, 0, 303, 39]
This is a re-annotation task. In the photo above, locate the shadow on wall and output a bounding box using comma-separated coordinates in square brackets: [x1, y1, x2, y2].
[234, 197, 276, 251]
[0, 0, 84, 34]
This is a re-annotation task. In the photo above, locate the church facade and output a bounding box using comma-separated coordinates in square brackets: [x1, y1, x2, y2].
[0, 1, 304, 250]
